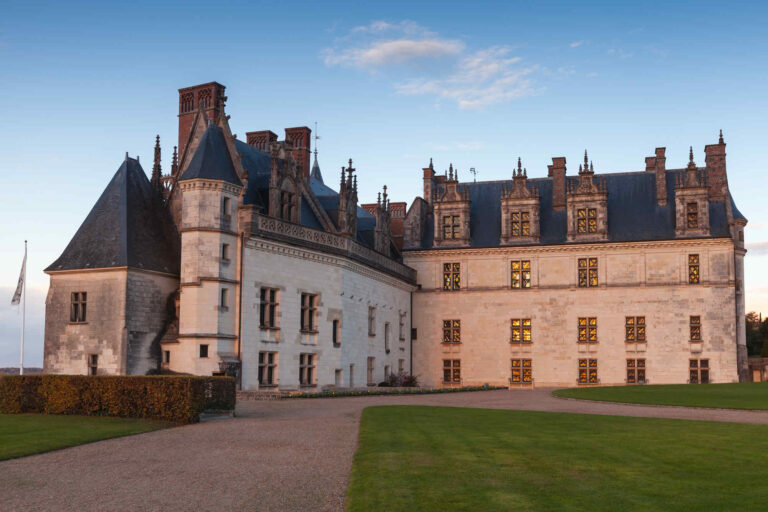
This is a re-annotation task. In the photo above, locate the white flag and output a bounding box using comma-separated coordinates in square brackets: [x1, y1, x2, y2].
[11, 248, 26, 305]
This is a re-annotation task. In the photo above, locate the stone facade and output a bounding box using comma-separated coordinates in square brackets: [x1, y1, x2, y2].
[406, 239, 741, 387]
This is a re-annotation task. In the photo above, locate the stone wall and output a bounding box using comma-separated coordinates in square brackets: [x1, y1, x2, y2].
[44, 270, 127, 375]
[405, 238, 740, 387]
[239, 236, 413, 391]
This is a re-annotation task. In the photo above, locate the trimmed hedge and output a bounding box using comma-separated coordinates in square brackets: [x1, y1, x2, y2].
[0, 375, 235, 424]
[285, 385, 507, 399]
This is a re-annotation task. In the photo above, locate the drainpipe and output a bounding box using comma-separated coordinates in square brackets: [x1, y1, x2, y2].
[409, 290, 413, 375]
[236, 231, 245, 389]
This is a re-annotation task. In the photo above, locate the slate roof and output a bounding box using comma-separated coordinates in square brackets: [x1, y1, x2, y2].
[46, 158, 180, 274]
[411, 169, 744, 250]
[179, 124, 242, 185]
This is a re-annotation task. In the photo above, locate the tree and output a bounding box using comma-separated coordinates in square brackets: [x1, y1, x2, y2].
[746, 312, 766, 357]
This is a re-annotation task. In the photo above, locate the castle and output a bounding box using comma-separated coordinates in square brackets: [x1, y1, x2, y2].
[43, 81, 748, 388]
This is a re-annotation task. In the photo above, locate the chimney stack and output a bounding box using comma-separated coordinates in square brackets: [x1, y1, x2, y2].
[704, 130, 727, 201]
[284, 127, 312, 181]
[423, 158, 435, 207]
[177, 82, 226, 159]
[548, 157, 567, 210]
[645, 147, 667, 206]
[246, 130, 278, 151]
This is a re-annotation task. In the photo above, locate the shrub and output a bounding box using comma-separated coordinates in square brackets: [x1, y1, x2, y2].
[0, 375, 235, 424]
[385, 371, 419, 388]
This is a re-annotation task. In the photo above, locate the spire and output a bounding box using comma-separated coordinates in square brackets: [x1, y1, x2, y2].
[687, 146, 696, 169]
[429, 157, 434, 171]
[171, 146, 178, 176]
[151, 135, 162, 192]
[719, 129, 724, 144]
[449, 163, 454, 181]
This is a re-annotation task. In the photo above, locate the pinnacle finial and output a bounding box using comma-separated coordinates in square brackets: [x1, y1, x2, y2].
[719, 129, 724, 144]
[348, 158, 353, 169]
[517, 157, 522, 175]
[584, 150, 589, 169]
[523, 167, 527, 177]
[377, 191, 381, 205]
[449, 163, 454, 181]
[429, 157, 433, 170]
[689, 146, 694, 163]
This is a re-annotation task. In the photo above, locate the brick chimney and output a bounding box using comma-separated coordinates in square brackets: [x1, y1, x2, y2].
[548, 157, 567, 210]
[645, 147, 667, 206]
[284, 127, 312, 180]
[177, 82, 226, 159]
[705, 131, 727, 201]
[246, 130, 278, 151]
[423, 158, 435, 207]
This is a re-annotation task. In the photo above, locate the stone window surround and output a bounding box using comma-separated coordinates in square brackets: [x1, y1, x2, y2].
[367, 356, 375, 386]
[368, 306, 376, 337]
[299, 352, 316, 387]
[510, 358, 532, 384]
[578, 317, 598, 343]
[443, 359, 461, 384]
[689, 358, 710, 384]
[259, 286, 280, 330]
[442, 319, 461, 344]
[299, 291, 320, 334]
[626, 358, 646, 384]
[384, 322, 391, 353]
[258, 351, 278, 387]
[625, 316, 646, 343]
[578, 358, 599, 385]
[88, 354, 98, 376]
[510, 318, 532, 343]
[511, 260, 532, 289]
[689, 315, 702, 343]
[69, 291, 88, 324]
[398, 311, 406, 341]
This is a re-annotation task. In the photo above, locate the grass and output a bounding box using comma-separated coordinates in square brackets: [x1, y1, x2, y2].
[552, 382, 768, 410]
[0, 414, 168, 461]
[346, 406, 768, 512]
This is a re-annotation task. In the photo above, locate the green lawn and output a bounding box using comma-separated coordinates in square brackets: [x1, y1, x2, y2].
[0, 414, 167, 461]
[346, 406, 768, 512]
[553, 382, 768, 410]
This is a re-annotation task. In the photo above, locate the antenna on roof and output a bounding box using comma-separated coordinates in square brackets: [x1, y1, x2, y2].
[314, 121, 320, 159]
[470, 167, 478, 182]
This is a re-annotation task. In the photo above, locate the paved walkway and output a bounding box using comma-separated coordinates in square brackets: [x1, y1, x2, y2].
[2, 389, 768, 512]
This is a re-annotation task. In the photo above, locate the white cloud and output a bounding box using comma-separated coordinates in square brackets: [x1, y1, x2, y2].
[323, 22, 538, 109]
[323, 38, 464, 68]
[570, 41, 583, 48]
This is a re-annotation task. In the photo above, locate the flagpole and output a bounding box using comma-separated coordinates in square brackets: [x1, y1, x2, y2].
[20, 240, 26, 376]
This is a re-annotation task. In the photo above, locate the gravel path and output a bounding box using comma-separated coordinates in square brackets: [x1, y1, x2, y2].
[2, 389, 768, 512]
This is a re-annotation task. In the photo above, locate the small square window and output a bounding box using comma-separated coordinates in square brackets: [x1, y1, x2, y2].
[163, 350, 170, 364]
[199, 344, 209, 358]
[221, 243, 230, 261]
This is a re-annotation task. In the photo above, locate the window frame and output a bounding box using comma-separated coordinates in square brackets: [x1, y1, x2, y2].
[578, 258, 599, 288]
[300, 293, 318, 333]
[442, 359, 461, 384]
[511, 260, 532, 289]
[689, 358, 709, 384]
[88, 354, 98, 376]
[332, 319, 341, 347]
[626, 358, 646, 384]
[578, 358, 598, 384]
[368, 306, 376, 336]
[686, 202, 699, 228]
[70, 291, 87, 323]
[578, 317, 598, 343]
[690, 316, 702, 342]
[442, 319, 461, 344]
[442, 262, 461, 291]
[625, 316, 646, 343]
[510, 211, 531, 237]
[510, 358, 533, 384]
[367, 356, 375, 386]
[222, 196, 231, 218]
[577, 208, 598, 234]
[510, 318, 532, 343]
[220, 288, 229, 310]
[258, 351, 278, 387]
[259, 287, 279, 329]
[688, 254, 700, 284]
[199, 344, 209, 359]
[442, 215, 460, 239]
[299, 353, 316, 387]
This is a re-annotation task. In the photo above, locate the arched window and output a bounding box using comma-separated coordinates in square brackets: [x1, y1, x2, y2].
[180, 93, 194, 113]
[198, 89, 211, 109]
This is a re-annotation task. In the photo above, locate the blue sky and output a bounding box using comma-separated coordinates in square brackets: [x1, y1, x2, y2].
[1, 0, 767, 366]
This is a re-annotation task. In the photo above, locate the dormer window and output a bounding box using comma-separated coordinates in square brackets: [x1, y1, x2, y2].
[443, 215, 460, 239]
[687, 203, 698, 228]
[511, 212, 530, 236]
[577, 208, 598, 234]
[279, 190, 295, 221]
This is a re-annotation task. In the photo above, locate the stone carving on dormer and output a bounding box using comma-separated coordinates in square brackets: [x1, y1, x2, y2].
[268, 141, 302, 224]
[501, 158, 541, 245]
[337, 159, 359, 236]
[373, 185, 392, 257]
[675, 147, 710, 238]
[566, 151, 609, 242]
[433, 164, 471, 247]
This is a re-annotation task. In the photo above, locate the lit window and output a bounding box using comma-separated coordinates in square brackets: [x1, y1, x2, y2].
[443, 359, 461, 383]
[70, 292, 87, 323]
[260, 288, 279, 328]
[625, 317, 646, 343]
[688, 255, 700, 284]
[443, 263, 461, 291]
[578, 258, 598, 287]
[578, 358, 598, 384]
[511, 359, 532, 383]
[690, 316, 701, 342]
[301, 293, 318, 332]
[443, 215, 460, 239]
[442, 320, 461, 343]
[578, 317, 598, 343]
[510, 319, 532, 343]
[258, 352, 277, 386]
[299, 353, 316, 386]
[577, 208, 598, 234]
[689, 359, 709, 384]
[627, 359, 646, 384]
[687, 203, 699, 228]
[511, 260, 531, 289]
[511, 211, 531, 236]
